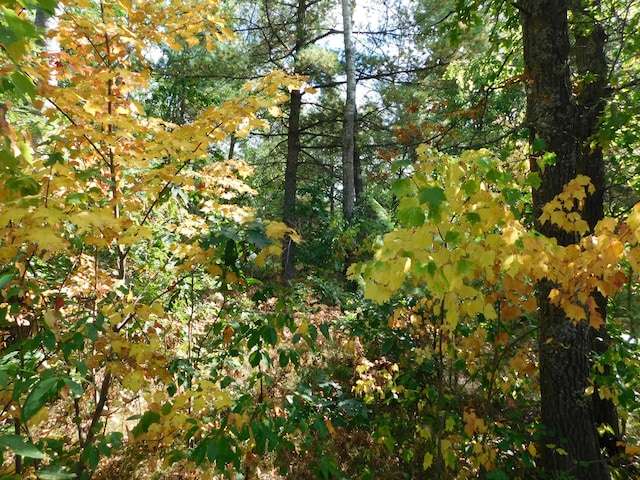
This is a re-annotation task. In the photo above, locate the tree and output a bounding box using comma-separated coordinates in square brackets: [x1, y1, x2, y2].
[227, 0, 338, 282]
[520, 1, 614, 477]
[341, 0, 357, 221]
[0, 0, 301, 476]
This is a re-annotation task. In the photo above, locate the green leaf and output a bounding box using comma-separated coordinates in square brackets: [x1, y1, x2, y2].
[427, 261, 437, 277]
[466, 212, 481, 224]
[35, 465, 76, 480]
[11, 71, 35, 100]
[0, 273, 13, 290]
[398, 206, 425, 228]
[537, 152, 556, 173]
[262, 325, 278, 346]
[81, 443, 100, 469]
[0, 435, 45, 459]
[131, 411, 161, 437]
[3, 8, 38, 39]
[532, 137, 547, 153]
[502, 188, 522, 211]
[419, 186, 446, 210]
[457, 258, 475, 276]
[65, 193, 86, 206]
[525, 172, 542, 189]
[392, 177, 413, 197]
[5, 174, 40, 195]
[0, 24, 19, 50]
[486, 468, 510, 480]
[34, 0, 58, 15]
[444, 230, 461, 246]
[391, 157, 413, 173]
[278, 350, 289, 368]
[474, 153, 495, 171]
[22, 377, 61, 422]
[319, 323, 330, 339]
[249, 350, 262, 367]
[461, 180, 478, 196]
[246, 226, 271, 248]
[62, 378, 84, 398]
[44, 151, 64, 166]
[486, 168, 501, 182]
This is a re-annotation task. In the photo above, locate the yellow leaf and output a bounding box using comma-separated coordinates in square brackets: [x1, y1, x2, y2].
[483, 303, 497, 320]
[423, 452, 434, 470]
[528, 443, 537, 457]
[502, 225, 520, 245]
[27, 406, 50, 427]
[212, 391, 233, 409]
[625, 445, 640, 456]
[253, 252, 267, 267]
[265, 221, 301, 242]
[297, 319, 309, 336]
[123, 370, 145, 392]
[595, 217, 617, 234]
[325, 419, 336, 435]
[43, 309, 58, 330]
[563, 301, 586, 322]
[268, 106, 282, 117]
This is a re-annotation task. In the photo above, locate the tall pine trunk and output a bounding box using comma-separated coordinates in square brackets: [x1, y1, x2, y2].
[341, 0, 357, 221]
[520, 1, 610, 478]
[282, 88, 302, 283]
[281, 0, 307, 283]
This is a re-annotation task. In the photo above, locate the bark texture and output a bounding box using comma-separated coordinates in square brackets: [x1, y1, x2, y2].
[570, 0, 621, 455]
[521, 1, 611, 478]
[282, 88, 302, 283]
[341, 0, 357, 221]
[281, 0, 308, 283]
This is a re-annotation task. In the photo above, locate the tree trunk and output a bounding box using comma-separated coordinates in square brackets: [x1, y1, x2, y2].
[341, 0, 357, 221]
[282, 88, 302, 283]
[281, 0, 308, 283]
[354, 140, 363, 201]
[520, 1, 610, 478]
[570, 0, 621, 456]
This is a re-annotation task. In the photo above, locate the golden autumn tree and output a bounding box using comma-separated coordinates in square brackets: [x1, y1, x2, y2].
[0, 0, 305, 477]
[350, 148, 640, 479]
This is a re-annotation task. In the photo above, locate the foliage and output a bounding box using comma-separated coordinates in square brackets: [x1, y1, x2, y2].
[349, 147, 640, 478]
[1, 0, 640, 478]
[0, 0, 307, 477]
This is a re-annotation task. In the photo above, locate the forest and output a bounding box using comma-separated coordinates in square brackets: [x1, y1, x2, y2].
[1, 0, 640, 479]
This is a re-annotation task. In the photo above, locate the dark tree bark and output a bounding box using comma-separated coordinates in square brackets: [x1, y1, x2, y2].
[520, 1, 611, 478]
[281, 0, 308, 283]
[570, 0, 621, 456]
[282, 88, 302, 283]
[354, 140, 363, 200]
[571, 0, 607, 230]
[341, 0, 357, 221]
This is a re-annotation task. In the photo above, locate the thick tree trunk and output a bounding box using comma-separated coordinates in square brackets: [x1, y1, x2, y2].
[282, 88, 302, 283]
[571, 0, 607, 230]
[570, 0, 621, 455]
[520, 1, 610, 479]
[341, 0, 357, 221]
